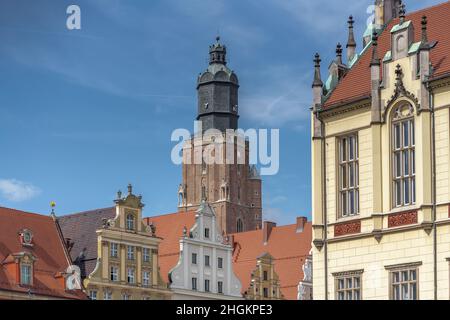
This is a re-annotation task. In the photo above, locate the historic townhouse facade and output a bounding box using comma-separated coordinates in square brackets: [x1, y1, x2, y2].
[58, 185, 171, 300]
[312, 1, 450, 300]
[145, 203, 242, 300]
[0, 207, 85, 300]
[231, 218, 312, 300]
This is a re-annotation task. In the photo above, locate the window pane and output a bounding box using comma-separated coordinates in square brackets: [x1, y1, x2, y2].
[411, 283, 417, 300]
[395, 152, 401, 178]
[341, 192, 347, 216]
[346, 278, 353, 289]
[403, 121, 409, 147]
[402, 284, 409, 300]
[395, 181, 401, 206]
[349, 190, 355, 214]
[401, 271, 408, 282]
[341, 139, 347, 162]
[341, 166, 347, 189]
[349, 163, 354, 187]
[404, 178, 410, 205]
[338, 292, 344, 300]
[338, 279, 344, 290]
[410, 270, 416, 280]
[411, 120, 415, 146]
[411, 178, 416, 204]
[393, 272, 400, 283]
[354, 277, 360, 288]
[403, 151, 409, 176]
[394, 285, 400, 300]
[349, 136, 354, 160]
[347, 291, 353, 300]
[395, 124, 401, 149]
[411, 151, 415, 175]
[354, 290, 360, 300]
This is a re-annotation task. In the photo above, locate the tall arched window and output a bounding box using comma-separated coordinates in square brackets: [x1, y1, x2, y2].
[392, 103, 415, 208]
[236, 219, 244, 233]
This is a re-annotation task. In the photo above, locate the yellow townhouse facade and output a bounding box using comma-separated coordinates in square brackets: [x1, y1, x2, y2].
[311, 0, 450, 300]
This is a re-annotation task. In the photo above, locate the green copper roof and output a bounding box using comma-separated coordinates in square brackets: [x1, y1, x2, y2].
[408, 41, 421, 54]
[383, 51, 392, 62]
[391, 20, 412, 33]
[348, 53, 359, 68]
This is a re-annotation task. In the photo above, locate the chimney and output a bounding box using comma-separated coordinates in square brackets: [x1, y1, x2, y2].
[370, 31, 382, 123]
[347, 16, 357, 63]
[296, 217, 308, 233]
[263, 221, 276, 244]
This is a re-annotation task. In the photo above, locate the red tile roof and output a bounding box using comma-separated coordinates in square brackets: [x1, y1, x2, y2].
[324, 1, 450, 108]
[231, 222, 312, 300]
[0, 207, 86, 299]
[143, 211, 196, 283]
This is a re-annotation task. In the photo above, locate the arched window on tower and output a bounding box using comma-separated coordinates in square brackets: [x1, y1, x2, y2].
[236, 219, 244, 233]
[392, 103, 415, 208]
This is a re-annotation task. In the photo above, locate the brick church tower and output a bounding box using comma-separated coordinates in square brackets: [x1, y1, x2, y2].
[178, 37, 263, 234]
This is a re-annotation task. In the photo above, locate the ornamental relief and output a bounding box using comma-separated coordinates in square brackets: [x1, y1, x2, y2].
[388, 211, 418, 228]
[334, 220, 361, 237]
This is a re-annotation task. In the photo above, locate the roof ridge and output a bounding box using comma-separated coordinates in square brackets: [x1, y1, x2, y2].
[60, 206, 115, 218]
[0, 206, 49, 218]
[144, 210, 196, 220]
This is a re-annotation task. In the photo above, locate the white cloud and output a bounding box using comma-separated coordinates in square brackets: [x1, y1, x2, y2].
[0, 179, 41, 202]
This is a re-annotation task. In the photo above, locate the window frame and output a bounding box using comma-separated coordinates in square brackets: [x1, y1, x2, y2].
[143, 248, 151, 263]
[110, 243, 119, 258]
[205, 255, 210, 267]
[127, 267, 136, 284]
[333, 270, 363, 300]
[127, 246, 135, 261]
[20, 262, 32, 286]
[218, 257, 223, 269]
[391, 104, 416, 209]
[89, 290, 98, 300]
[110, 265, 119, 282]
[126, 213, 135, 231]
[142, 270, 151, 287]
[218, 281, 223, 294]
[389, 268, 419, 300]
[192, 277, 198, 291]
[205, 279, 210, 292]
[337, 133, 360, 219]
[192, 252, 197, 265]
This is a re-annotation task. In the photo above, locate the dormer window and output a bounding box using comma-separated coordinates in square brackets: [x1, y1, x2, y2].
[126, 214, 135, 231]
[204, 228, 210, 239]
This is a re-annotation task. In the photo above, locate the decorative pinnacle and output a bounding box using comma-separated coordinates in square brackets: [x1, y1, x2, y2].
[216, 35, 220, 43]
[420, 15, 429, 48]
[395, 64, 404, 83]
[50, 201, 56, 217]
[127, 183, 133, 195]
[370, 31, 380, 66]
[347, 15, 356, 48]
[312, 53, 323, 88]
[399, 1, 406, 23]
[336, 43, 343, 64]
[117, 190, 122, 199]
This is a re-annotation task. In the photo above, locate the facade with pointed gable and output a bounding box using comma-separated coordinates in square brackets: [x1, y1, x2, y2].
[177, 37, 263, 235]
[145, 203, 242, 299]
[58, 185, 171, 300]
[231, 217, 312, 300]
[311, 0, 450, 300]
[0, 207, 85, 300]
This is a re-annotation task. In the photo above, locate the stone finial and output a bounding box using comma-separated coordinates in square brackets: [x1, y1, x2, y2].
[117, 190, 122, 200]
[336, 43, 343, 65]
[399, 0, 406, 24]
[420, 15, 430, 50]
[312, 53, 323, 88]
[127, 183, 133, 195]
[370, 31, 381, 66]
[347, 15, 357, 62]
[50, 201, 56, 218]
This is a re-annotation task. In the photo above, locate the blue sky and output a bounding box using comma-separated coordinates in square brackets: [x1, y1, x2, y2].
[0, 0, 443, 224]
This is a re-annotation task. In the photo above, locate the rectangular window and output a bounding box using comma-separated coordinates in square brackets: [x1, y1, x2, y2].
[205, 279, 210, 292]
[263, 270, 268, 281]
[204, 228, 210, 239]
[143, 248, 151, 263]
[104, 291, 112, 300]
[263, 287, 269, 298]
[110, 243, 118, 258]
[335, 273, 362, 300]
[142, 271, 150, 287]
[110, 266, 119, 282]
[338, 134, 359, 217]
[205, 255, 210, 267]
[218, 257, 223, 269]
[192, 277, 197, 291]
[192, 253, 197, 265]
[218, 281, 223, 294]
[127, 246, 135, 260]
[122, 294, 131, 300]
[20, 264, 32, 286]
[392, 117, 415, 208]
[89, 290, 97, 300]
[127, 268, 135, 284]
[390, 268, 418, 300]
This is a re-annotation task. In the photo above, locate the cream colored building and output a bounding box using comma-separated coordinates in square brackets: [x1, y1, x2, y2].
[59, 185, 172, 300]
[311, 1, 450, 300]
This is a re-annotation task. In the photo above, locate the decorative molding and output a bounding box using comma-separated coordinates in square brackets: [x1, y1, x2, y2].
[382, 65, 420, 122]
[334, 220, 361, 237]
[385, 261, 422, 271]
[388, 211, 418, 228]
[332, 269, 364, 277]
[319, 99, 371, 119]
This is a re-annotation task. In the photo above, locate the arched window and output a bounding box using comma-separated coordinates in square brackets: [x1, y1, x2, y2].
[392, 103, 415, 208]
[126, 214, 135, 231]
[236, 219, 244, 233]
[201, 185, 207, 201]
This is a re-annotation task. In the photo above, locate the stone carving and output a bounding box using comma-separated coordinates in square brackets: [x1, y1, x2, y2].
[334, 220, 361, 237]
[388, 211, 418, 228]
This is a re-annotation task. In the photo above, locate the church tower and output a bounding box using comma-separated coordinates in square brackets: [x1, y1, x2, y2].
[178, 37, 263, 234]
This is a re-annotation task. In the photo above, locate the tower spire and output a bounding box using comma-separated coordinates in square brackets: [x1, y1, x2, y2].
[399, 0, 406, 24]
[312, 53, 323, 88]
[346, 15, 357, 63]
[370, 31, 381, 66]
[335, 43, 343, 65]
[419, 15, 430, 50]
